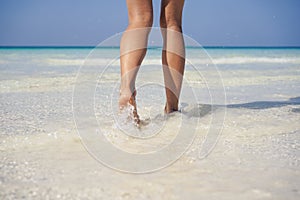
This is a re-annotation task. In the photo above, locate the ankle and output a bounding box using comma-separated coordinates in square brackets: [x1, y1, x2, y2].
[165, 103, 178, 113]
[119, 89, 137, 108]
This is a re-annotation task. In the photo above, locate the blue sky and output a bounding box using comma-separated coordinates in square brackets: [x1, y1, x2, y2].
[0, 0, 299, 46]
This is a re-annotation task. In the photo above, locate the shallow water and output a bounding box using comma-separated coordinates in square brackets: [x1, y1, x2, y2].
[0, 47, 300, 199]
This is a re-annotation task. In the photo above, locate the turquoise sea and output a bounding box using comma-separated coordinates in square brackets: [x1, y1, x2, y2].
[0, 46, 299, 102]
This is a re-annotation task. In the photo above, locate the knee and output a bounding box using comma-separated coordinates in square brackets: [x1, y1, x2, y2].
[129, 11, 153, 28]
[160, 16, 182, 32]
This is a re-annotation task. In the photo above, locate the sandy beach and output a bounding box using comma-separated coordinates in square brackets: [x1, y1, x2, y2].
[0, 47, 299, 199]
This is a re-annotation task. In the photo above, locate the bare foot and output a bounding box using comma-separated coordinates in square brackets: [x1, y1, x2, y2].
[119, 90, 140, 126]
[164, 103, 179, 114]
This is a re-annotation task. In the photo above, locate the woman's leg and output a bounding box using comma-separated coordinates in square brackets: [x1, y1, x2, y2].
[160, 0, 185, 113]
[120, 0, 153, 123]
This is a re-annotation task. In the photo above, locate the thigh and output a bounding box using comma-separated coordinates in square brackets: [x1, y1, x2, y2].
[160, 0, 184, 25]
[126, 0, 153, 23]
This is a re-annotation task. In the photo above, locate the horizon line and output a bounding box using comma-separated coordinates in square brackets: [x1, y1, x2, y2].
[0, 45, 300, 49]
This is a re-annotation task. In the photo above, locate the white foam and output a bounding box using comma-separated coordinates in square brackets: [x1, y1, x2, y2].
[192, 57, 300, 65]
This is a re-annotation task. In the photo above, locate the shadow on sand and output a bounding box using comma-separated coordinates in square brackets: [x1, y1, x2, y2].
[181, 96, 300, 118]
